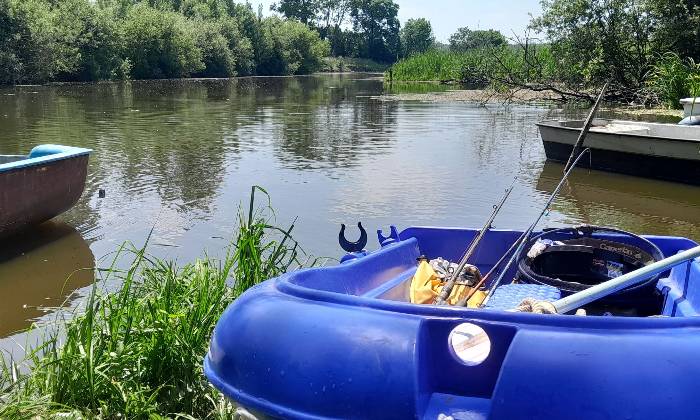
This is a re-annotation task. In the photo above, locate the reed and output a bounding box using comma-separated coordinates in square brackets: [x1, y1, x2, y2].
[387, 48, 532, 88]
[646, 53, 700, 109]
[389, 50, 471, 82]
[0, 186, 309, 418]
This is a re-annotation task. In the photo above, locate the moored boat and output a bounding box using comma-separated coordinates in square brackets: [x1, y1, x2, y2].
[537, 119, 700, 184]
[205, 225, 700, 419]
[0, 144, 92, 238]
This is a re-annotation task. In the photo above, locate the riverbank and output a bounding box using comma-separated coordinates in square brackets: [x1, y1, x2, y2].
[0, 187, 308, 419]
[378, 87, 684, 120]
[321, 57, 389, 73]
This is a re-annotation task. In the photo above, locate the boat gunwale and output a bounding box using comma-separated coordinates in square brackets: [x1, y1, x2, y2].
[0, 145, 92, 174]
[274, 227, 700, 330]
[536, 119, 700, 145]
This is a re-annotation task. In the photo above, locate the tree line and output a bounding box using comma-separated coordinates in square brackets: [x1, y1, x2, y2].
[0, 0, 330, 84]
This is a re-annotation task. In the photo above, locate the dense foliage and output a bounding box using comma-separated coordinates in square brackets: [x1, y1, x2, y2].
[272, 0, 401, 62]
[448, 28, 507, 52]
[400, 18, 435, 57]
[0, 0, 330, 84]
[529, 0, 700, 105]
[392, 0, 700, 107]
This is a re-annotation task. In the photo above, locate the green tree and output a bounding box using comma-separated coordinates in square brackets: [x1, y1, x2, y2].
[271, 0, 319, 24]
[448, 27, 506, 52]
[122, 3, 204, 79]
[530, 0, 653, 88]
[645, 0, 700, 61]
[400, 18, 434, 57]
[350, 0, 400, 62]
[256, 17, 329, 75]
[52, 0, 125, 81]
[0, 0, 58, 84]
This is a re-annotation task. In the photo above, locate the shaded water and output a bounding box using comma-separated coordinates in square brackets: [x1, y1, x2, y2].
[1, 73, 700, 336]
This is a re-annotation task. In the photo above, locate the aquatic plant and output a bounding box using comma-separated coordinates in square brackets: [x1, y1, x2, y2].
[387, 46, 557, 91]
[0, 186, 308, 418]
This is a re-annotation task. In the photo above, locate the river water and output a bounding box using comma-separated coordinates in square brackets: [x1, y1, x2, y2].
[1, 73, 699, 338]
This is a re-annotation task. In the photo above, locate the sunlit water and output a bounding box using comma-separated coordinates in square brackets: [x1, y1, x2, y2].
[1, 73, 700, 338]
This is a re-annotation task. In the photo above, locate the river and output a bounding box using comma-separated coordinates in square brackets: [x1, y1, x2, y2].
[1, 73, 700, 338]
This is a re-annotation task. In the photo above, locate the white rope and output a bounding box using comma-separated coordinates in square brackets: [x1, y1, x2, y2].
[514, 298, 558, 314]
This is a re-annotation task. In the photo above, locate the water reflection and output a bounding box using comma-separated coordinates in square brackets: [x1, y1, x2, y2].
[0, 222, 94, 336]
[537, 161, 700, 238]
[1, 74, 700, 338]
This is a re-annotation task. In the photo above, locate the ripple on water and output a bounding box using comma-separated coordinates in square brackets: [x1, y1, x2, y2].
[1, 74, 700, 339]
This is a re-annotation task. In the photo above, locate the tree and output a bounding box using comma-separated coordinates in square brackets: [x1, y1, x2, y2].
[530, 0, 653, 88]
[400, 18, 434, 57]
[350, 0, 400, 62]
[448, 27, 506, 52]
[0, 0, 59, 84]
[122, 3, 204, 79]
[645, 0, 700, 61]
[271, 0, 319, 25]
[255, 17, 329, 75]
[52, 0, 124, 81]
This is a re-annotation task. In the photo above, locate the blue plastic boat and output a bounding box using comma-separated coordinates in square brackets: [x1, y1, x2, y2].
[205, 226, 700, 419]
[0, 144, 91, 238]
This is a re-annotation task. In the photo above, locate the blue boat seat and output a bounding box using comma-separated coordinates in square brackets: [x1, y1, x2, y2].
[483, 283, 561, 310]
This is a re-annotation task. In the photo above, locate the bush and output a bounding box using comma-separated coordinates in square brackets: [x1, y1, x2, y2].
[121, 3, 204, 79]
[647, 52, 700, 109]
[256, 17, 329, 76]
[0, 0, 59, 84]
[191, 18, 240, 78]
[52, 0, 124, 81]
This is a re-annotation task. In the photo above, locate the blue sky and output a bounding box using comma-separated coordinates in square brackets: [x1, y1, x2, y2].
[255, 0, 544, 42]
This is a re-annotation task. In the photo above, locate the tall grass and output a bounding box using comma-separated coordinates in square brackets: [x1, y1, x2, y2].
[0, 186, 308, 419]
[646, 53, 700, 109]
[387, 46, 557, 90]
[388, 50, 479, 83]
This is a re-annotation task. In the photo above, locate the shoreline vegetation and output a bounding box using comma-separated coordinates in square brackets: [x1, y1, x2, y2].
[378, 86, 684, 120]
[0, 0, 402, 85]
[0, 187, 315, 418]
[386, 1, 700, 111]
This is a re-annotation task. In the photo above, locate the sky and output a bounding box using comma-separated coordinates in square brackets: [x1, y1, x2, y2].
[254, 0, 544, 42]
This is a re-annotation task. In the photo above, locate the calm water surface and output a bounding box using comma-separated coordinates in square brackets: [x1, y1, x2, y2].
[2, 73, 700, 337]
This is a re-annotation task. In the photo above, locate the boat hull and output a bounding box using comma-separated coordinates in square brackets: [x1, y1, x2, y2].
[538, 120, 700, 184]
[205, 227, 700, 420]
[0, 145, 91, 238]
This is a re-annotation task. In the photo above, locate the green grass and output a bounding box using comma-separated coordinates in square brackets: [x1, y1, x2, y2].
[388, 50, 474, 82]
[0, 186, 309, 419]
[646, 52, 700, 109]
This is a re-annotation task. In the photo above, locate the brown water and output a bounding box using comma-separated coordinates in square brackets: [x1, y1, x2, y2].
[1, 73, 700, 337]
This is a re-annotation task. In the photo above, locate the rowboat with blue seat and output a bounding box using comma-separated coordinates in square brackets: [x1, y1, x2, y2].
[205, 225, 700, 420]
[0, 144, 91, 238]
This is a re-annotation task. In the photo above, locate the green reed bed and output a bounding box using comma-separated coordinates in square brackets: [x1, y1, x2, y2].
[387, 46, 557, 92]
[0, 186, 308, 419]
[389, 50, 471, 82]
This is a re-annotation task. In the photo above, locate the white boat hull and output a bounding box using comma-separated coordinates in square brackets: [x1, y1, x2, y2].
[538, 119, 700, 184]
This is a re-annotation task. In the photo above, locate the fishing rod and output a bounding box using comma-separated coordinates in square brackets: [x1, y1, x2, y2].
[564, 82, 608, 172]
[456, 229, 528, 307]
[480, 148, 592, 306]
[435, 177, 517, 306]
